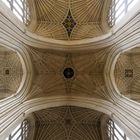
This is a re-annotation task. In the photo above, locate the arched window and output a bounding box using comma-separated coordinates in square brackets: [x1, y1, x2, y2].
[5, 120, 29, 140]
[108, 0, 138, 26]
[107, 119, 130, 140]
[1, 0, 30, 25]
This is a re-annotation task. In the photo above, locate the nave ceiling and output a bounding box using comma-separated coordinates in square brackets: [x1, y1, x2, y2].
[31, 0, 110, 40]
[33, 106, 107, 140]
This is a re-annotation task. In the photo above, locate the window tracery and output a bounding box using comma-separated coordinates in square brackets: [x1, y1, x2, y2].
[108, 0, 138, 26]
[1, 0, 30, 25]
[107, 119, 130, 140]
[5, 120, 29, 140]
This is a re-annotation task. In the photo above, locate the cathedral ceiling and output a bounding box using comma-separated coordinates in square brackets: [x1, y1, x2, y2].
[33, 0, 108, 40]
[33, 106, 105, 140]
[114, 47, 140, 102]
[26, 47, 112, 101]
[0, 46, 23, 99]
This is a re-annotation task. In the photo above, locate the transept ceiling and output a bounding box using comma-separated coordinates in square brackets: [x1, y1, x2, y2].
[0, 46, 23, 99]
[115, 47, 140, 102]
[33, 0, 109, 40]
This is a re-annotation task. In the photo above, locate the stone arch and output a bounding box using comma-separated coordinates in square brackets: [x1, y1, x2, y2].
[104, 45, 140, 101]
[1, 96, 139, 140]
[0, 41, 33, 103]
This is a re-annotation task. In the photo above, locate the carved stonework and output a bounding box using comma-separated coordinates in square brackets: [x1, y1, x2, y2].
[26, 47, 111, 101]
[33, 106, 104, 140]
[125, 69, 133, 77]
[115, 48, 140, 102]
[34, 0, 105, 40]
[0, 47, 23, 99]
[63, 67, 74, 79]
[62, 10, 76, 37]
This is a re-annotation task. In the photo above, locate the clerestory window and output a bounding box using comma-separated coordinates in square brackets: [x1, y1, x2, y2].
[5, 120, 29, 140]
[1, 0, 30, 25]
[108, 0, 138, 26]
[107, 119, 130, 140]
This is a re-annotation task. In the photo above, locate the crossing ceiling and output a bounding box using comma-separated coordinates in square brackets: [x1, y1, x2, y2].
[26, 46, 112, 101]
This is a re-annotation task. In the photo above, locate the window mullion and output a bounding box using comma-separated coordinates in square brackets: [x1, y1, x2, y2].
[124, 134, 127, 140]
[125, 0, 128, 13]
[114, 125, 124, 138]
[107, 120, 130, 140]
[23, 0, 26, 23]
[9, 134, 12, 140]
[1, 0, 30, 24]
[108, 0, 138, 26]
[113, 121, 115, 140]
[5, 120, 29, 140]
[11, 125, 22, 138]
[11, 0, 13, 11]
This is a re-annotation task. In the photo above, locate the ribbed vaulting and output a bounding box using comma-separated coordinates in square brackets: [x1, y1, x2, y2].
[0, 46, 23, 99]
[25, 46, 111, 101]
[115, 47, 140, 102]
[34, 0, 107, 40]
[33, 106, 104, 140]
[1, 0, 140, 140]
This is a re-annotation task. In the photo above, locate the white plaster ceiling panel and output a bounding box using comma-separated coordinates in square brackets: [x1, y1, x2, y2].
[33, 106, 103, 140]
[26, 47, 111, 101]
[114, 48, 140, 102]
[34, 0, 106, 40]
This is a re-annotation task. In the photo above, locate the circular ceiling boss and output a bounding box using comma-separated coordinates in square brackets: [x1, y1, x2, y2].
[63, 68, 74, 79]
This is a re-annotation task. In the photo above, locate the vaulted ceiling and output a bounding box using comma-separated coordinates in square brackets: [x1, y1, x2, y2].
[33, 106, 106, 140]
[33, 0, 109, 40]
[25, 46, 112, 101]
[0, 46, 23, 99]
[114, 47, 140, 102]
